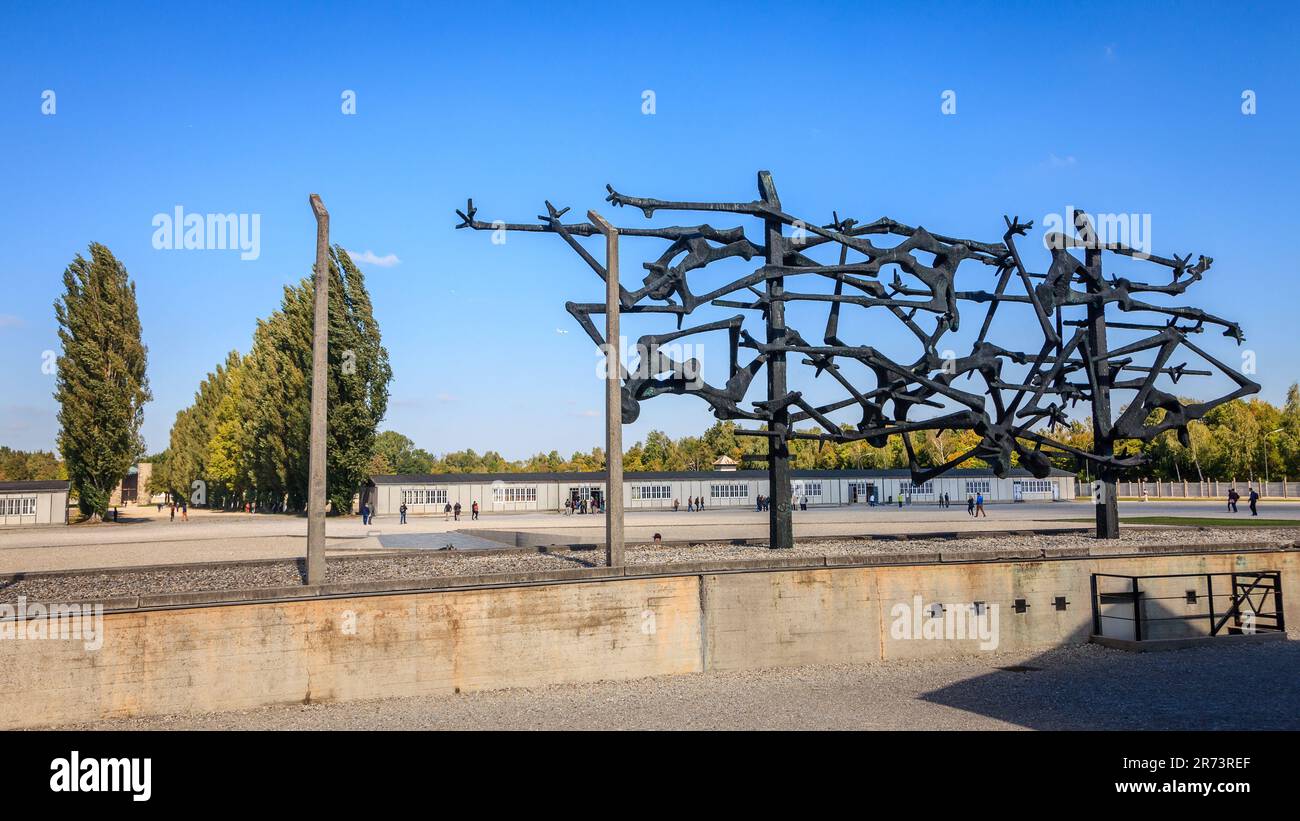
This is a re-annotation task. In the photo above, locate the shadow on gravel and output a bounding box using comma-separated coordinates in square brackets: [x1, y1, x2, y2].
[547, 549, 603, 569]
[376, 532, 515, 551]
[918, 638, 1300, 730]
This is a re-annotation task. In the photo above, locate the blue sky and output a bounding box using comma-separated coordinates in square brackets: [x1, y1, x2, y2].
[1, 1, 1297, 459]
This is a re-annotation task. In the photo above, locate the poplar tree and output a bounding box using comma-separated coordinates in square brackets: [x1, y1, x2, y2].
[54, 243, 151, 520]
[159, 246, 392, 513]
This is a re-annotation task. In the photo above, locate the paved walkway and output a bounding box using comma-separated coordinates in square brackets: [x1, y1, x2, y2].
[2, 499, 1295, 574]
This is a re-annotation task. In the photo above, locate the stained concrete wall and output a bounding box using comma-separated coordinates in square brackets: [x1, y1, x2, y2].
[0, 548, 1294, 728]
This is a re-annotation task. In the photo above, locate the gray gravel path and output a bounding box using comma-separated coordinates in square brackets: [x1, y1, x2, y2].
[58, 628, 1300, 730]
[3, 526, 1295, 604]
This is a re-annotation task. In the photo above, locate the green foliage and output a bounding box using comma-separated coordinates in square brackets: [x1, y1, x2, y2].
[53, 244, 151, 520]
[157, 247, 391, 513]
[0, 447, 65, 481]
[1127, 393, 1299, 482]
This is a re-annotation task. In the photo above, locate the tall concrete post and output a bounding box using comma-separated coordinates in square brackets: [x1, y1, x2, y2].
[1080, 211, 1119, 539]
[589, 210, 624, 567]
[306, 194, 330, 583]
[759, 171, 793, 550]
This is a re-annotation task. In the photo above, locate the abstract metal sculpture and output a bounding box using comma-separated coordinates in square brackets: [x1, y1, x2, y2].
[457, 172, 1258, 541]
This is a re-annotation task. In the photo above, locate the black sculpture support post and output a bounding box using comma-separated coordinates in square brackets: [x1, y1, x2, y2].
[588, 210, 625, 567]
[1081, 213, 1120, 539]
[759, 172, 793, 549]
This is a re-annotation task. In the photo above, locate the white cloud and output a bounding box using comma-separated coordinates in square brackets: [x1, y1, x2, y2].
[573, 409, 599, 418]
[346, 249, 401, 268]
[0, 314, 25, 329]
[555, 328, 568, 335]
[1047, 153, 1078, 168]
[437, 393, 460, 403]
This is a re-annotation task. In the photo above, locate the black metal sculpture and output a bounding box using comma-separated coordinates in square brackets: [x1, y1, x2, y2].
[457, 172, 1258, 541]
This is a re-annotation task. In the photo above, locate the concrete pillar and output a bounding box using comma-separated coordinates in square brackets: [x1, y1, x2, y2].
[306, 194, 330, 585]
[588, 210, 624, 568]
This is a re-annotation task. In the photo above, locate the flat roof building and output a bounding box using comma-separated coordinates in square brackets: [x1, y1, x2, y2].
[365, 467, 1075, 517]
[0, 480, 70, 527]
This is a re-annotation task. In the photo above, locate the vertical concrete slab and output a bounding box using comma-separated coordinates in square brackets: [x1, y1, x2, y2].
[701, 568, 881, 671]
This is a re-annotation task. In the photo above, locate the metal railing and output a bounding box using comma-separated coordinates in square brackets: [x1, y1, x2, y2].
[1091, 571, 1285, 641]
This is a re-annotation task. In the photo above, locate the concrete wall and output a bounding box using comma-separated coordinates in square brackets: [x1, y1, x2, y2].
[1, 547, 1292, 728]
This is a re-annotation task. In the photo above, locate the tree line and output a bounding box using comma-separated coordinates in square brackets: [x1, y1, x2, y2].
[0, 447, 65, 482]
[26, 242, 389, 519]
[147, 246, 391, 513]
[368, 385, 1300, 483]
[22, 240, 1300, 517]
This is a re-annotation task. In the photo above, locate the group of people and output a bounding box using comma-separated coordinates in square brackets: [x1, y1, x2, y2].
[1227, 486, 1260, 516]
[392, 500, 480, 524]
[966, 492, 986, 517]
[564, 497, 602, 515]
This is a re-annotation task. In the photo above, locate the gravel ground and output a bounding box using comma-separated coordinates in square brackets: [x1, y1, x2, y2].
[3, 526, 1296, 604]
[57, 627, 1300, 730]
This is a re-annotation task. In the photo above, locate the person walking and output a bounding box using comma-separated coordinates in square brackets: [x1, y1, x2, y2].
[800, 496, 808, 511]
[444, 502, 451, 521]
[564, 498, 572, 516]
[471, 500, 479, 520]
[360, 502, 370, 526]
[399, 502, 407, 525]
[1227, 488, 1238, 513]
[975, 492, 986, 517]
[169, 502, 176, 523]
[1249, 486, 1259, 516]
[967, 495, 975, 516]
[673, 498, 679, 512]
[687, 498, 694, 513]
[180, 502, 188, 522]
[453, 502, 461, 521]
